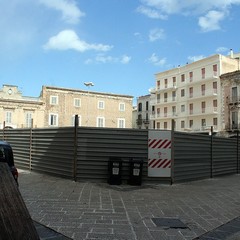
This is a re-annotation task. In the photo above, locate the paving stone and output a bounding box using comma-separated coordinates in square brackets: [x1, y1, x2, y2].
[19, 171, 240, 240]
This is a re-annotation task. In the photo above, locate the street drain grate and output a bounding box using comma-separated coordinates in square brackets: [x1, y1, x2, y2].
[152, 218, 188, 229]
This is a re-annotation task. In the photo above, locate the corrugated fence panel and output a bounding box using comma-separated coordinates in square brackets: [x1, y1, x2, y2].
[31, 127, 75, 179]
[76, 127, 148, 182]
[174, 132, 211, 182]
[0, 129, 31, 170]
[213, 137, 237, 176]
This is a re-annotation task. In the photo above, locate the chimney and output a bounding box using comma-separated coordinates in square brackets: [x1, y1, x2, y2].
[230, 49, 234, 58]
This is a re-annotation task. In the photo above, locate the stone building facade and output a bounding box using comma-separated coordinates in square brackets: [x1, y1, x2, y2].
[0, 84, 133, 129]
[41, 86, 133, 128]
[0, 85, 44, 129]
[220, 70, 240, 132]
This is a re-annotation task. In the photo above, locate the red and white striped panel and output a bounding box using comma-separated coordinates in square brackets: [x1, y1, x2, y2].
[148, 139, 171, 149]
[148, 159, 171, 169]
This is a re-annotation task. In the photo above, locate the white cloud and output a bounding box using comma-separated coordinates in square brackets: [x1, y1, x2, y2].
[216, 46, 229, 53]
[85, 54, 131, 64]
[138, 0, 240, 31]
[149, 28, 165, 42]
[39, 0, 85, 24]
[121, 55, 131, 64]
[43, 30, 113, 52]
[148, 53, 166, 66]
[136, 5, 167, 19]
[188, 55, 205, 62]
[198, 10, 225, 32]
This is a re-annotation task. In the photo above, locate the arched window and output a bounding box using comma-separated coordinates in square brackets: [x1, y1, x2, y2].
[138, 103, 142, 112]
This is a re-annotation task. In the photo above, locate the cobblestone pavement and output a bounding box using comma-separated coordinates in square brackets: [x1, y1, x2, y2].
[19, 171, 240, 240]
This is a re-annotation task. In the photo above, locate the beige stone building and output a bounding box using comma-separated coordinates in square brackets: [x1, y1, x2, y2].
[0, 84, 133, 129]
[41, 86, 133, 128]
[150, 52, 240, 133]
[0, 85, 44, 128]
[220, 70, 240, 132]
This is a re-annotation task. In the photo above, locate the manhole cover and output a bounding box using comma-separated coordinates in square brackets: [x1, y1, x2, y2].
[152, 218, 188, 229]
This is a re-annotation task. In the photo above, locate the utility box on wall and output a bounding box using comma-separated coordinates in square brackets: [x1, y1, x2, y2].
[148, 130, 172, 177]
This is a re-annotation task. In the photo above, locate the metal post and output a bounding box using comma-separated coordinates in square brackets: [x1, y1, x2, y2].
[29, 119, 33, 171]
[170, 119, 175, 185]
[73, 114, 79, 181]
[237, 130, 239, 174]
[210, 126, 213, 178]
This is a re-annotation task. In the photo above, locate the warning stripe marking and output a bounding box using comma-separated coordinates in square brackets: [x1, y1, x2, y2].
[148, 159, 171, 169]
[148, 139, 171, 149]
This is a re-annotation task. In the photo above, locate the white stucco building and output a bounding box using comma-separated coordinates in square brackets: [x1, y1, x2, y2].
[150, 52, 240, 133]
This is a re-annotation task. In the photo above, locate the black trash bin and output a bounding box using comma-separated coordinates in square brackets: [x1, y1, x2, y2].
[108, 157, 122, 185]
[128, 158, 143, 186]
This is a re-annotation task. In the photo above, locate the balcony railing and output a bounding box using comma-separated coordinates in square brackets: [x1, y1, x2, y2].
[229, 96, 240, 104]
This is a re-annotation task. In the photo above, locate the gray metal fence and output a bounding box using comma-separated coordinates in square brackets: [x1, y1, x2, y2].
[173, 131, 239, 182]
[1, 127, 239, 184]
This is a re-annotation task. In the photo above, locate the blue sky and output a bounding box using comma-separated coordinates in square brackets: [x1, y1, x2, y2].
[0, 0, 240, 103]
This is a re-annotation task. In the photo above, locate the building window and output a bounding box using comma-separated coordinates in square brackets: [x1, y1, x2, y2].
[201, 84, 205, 96]
[201, 101, 206, 113]
[213, 64, 217, 76]
[232, 112, 238, 129]
[98, 101, 105, 109]
[50, 96, 58, 105]
[181, 121, 185, 128]
[189, 103, 193, 115]
[189, 72, 193, 82]
[232, 87, 238, 102]
[172, 91, 176, 101]
[157, 122, 160, 129]
[119, 103, 125, 111]
[201, 68, 205, 79]
[97, 117, 105, 127]
[189, 87, 193, 98]
[146, 101, 149, 111]
[181, 89, 185, 97]
[164, 122, 167, 129]
[74, 98, 81, 107]
[181, 74, 185, 82]
[5, 111, 12, 124]
[26, 112, 32, 128]
[173, 77, 176, 87]
[164, 107, 167, 117]
[164, 78, 168, 88]
[172, 106, 176, 116]
[213, 99, 217, 108]
[201, 119, 206, 127]
[157, 94, 160, 103]
[157, 80, 160, 89]
[181, 105, 185, 112]
[49, 114, 58, 126]
[157, 108, 160, 117]
[189, 120, 193, 128]
[213, 82, 217, 94]
[164, 92, 168, 102]
[138, 103, 142, 112]
[118, 118, 125, 128]
[213, 118, 217, 126]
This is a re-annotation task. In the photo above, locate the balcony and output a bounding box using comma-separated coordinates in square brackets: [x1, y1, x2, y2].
[225, 123, 240, 131]
[187, 107, 218, 116]
[229, 96, 240, 104]
[153, 85, 177, 93]
[187, 74, 218, 86]
[188, 89, 218, 100]
[150, 112, 177, 120]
